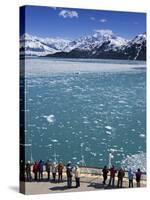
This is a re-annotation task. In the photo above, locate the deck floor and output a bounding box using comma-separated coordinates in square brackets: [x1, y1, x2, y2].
[20, 173, 146, 195]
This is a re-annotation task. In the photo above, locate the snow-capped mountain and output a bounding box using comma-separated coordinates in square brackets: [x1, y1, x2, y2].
[47, 31, 146, 60]
[20, 33, 71, 56]
[20, 31, 146, 60]
[64, 30, 128, 52]
[122, 33, 146, 60]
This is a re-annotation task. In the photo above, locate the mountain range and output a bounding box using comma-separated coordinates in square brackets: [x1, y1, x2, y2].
[20, 30, 146, 60]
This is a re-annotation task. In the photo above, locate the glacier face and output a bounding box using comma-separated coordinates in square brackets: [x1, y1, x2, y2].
[20, 30, 146, 60]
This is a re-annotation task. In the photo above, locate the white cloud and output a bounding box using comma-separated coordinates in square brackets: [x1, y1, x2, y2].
[90, 17, 95, 21]
[99, 19, 107, 23]
[58, 10, 79, 18]
[94, 29, 113, 35]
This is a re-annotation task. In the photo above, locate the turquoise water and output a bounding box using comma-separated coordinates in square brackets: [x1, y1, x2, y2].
[24, 58, 146, 170]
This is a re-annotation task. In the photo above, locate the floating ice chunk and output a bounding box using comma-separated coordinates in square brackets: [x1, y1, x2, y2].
[101, 142, 105, 145]
[110, 148, 117, 152]
[82, 116, 88, 119]
[100, 104, 104, 106]
[44, 114, 55, 124]
[66, 88, 72, 92]
[113, 145, 118, 148]
[80, 143, 84, 147]
[139, 134, 145, 138]
[105, 126, 112, 130]
[72, 157, 77, 160]
[42, 127, 47, 130]
[91, 137, 97, 141]
[51, 139, 58, 143]
[118, 100, 126, 104]
[90, 152, 97, 157]
[106, 131, 111, 135]
[121, 152, 146, 172]
[83, 120, 89, 124]
[85, 147, 91, 152]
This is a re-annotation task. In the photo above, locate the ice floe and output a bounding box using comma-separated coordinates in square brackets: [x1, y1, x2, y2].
[43, 114, 55, 124]
[51, 139, 58, 143]
[139, 134, 145, 138]
[121, 152, 146, 172]
[105, 126, 112, 130]
[106, 131, 111, 135]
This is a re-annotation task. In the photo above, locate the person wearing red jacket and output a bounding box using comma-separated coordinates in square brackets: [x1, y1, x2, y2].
[33, 160, 39, 181]
[108, 165, 117, 187]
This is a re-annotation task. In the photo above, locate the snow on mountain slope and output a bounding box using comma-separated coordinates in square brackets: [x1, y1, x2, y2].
[64, 30, 128, 52]
[20, 33, 71, 56]
[123, 33, 146, 60]
[20, 31, 146, 60]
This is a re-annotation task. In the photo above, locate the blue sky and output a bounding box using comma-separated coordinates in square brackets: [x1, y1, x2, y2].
[20, 5, 146, 40]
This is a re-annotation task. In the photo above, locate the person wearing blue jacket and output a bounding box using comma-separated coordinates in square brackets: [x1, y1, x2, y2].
[128, 168, 134, 188]
[38, 160, 44, 181]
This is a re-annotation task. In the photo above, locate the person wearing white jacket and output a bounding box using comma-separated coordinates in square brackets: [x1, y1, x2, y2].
[74, 162, 81, 188]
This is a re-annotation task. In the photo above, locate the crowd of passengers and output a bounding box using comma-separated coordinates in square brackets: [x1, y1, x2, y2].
[21, 160, 144, 189]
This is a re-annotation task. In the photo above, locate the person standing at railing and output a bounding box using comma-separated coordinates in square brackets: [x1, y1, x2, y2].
[117, 168, 125, 188]
[45, 160, 51, 181]
[38, 160, 44, 181]
[66, 161, 73, 188]
[136, 168, 142, 187]
[102, 165, 109, 185]
[58, 161, 64, 181]
[74, 162, 81, 188]
[128, 168, 134, 188]
[108, 165, 117, 187]
[25, 161, 32, 182]
[52, 162, 57, 182]
[33, 160, 39, 181]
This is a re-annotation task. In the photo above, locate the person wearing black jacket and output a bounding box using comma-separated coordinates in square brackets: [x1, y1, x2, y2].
[66, 161, 73, 188]
[102, 165, 109, 185]
[117, 168, 125, 188]
[25, 161, 32, 181]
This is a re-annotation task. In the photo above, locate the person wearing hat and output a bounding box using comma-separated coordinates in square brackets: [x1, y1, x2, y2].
[66, 161, 73, 188]
[74, 162, 81, 188]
